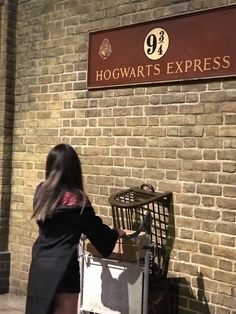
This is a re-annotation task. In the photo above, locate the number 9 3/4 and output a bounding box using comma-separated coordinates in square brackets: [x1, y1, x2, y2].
[144, 28, 169, 60]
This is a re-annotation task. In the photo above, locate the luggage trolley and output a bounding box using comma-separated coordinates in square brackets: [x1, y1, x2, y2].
[79, 184, 172, 314]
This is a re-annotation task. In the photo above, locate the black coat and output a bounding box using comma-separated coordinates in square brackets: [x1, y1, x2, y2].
[25, 204, 118, 314]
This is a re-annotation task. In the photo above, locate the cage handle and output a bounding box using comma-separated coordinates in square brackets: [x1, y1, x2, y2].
[140, 183, 155, 192]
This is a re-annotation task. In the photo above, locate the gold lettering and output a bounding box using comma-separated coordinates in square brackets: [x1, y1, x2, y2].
[153, 64, 160, 76]
[96, 70, 103, 81]
[137, 66, 145, 78]
[166, 62, 174, 74]
[104, 70, 111, 80]
[145, 64, 153, 76]
[175, 61, 183, 73]
[94, 54, 232, 83]
[185, 60, 193, 72]
[212, 56, 221, 70]
[112, 68, 120, 80]
[203, 57, 211, 71]
[120, 67, 131, 78]
[222, 55, 230, 69]
[194, 59, 203, 72]
[129, 67, 136, 78]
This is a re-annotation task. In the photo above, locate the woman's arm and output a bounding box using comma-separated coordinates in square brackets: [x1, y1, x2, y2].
[81, 206, 123, 257]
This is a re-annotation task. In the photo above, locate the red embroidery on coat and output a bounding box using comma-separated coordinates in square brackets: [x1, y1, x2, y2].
[61, 192, 83, 206]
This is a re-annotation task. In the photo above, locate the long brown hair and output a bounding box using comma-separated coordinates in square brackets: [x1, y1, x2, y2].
[32, 144, 85, 220]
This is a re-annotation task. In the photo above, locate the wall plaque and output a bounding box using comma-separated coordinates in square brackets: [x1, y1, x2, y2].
[87, 5, 236, 89]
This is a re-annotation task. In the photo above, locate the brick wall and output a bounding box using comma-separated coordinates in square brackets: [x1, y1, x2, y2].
[0, 0, 17, 293]
[7, 0, 236, 313]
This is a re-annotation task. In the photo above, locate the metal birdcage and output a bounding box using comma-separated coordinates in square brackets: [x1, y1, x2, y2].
[108, 184, 172, 280]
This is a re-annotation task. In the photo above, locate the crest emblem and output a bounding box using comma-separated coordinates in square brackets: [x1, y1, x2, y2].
[99, 38, 112, 59]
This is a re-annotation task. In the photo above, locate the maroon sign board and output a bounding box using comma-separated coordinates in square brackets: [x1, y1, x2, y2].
[87, 5, 236, 89]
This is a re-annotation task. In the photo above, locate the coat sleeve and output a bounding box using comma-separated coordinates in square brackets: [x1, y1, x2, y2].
[81, 206, 119, 257]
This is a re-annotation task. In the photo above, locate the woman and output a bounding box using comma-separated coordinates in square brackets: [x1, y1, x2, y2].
[25, 144, 125, 314]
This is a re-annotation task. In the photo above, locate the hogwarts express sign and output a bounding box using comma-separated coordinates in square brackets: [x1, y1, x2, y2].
[87, 5, 236, 89]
